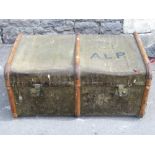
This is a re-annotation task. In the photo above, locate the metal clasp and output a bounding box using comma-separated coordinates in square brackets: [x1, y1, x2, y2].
[115, 84, 128, 97]
[30, 84, 42, 97]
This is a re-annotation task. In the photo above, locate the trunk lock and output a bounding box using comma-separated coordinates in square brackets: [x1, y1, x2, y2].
[30, 84, 42, 97]
[115, 84, 128, 97]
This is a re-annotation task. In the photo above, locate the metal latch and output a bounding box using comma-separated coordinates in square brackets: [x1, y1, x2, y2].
[30, 84, 42, 97]
[115, 84, 128, 97]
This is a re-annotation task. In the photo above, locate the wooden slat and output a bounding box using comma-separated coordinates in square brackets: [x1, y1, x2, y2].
[134, 32, 152, 117]
[4, 33, 23, 118]
[74, 34, 81, 117]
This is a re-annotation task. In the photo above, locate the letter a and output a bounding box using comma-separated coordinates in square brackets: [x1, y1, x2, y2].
[90, 53, 101, 59]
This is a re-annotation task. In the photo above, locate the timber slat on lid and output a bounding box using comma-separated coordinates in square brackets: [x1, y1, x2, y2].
[4, 33, 23, 118]
[74, 34, 81, 117]
[134, 32, 152, 117]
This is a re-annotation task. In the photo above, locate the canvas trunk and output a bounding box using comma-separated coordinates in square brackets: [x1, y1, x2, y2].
[4, 33, 152, 118]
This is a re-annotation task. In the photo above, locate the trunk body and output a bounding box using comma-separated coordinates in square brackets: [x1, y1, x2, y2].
[4, 34, 151, 117]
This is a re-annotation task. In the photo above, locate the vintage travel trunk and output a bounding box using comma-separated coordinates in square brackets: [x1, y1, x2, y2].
[4, 32, 152, 118]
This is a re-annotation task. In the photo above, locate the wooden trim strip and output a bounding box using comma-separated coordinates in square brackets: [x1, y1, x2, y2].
[133, 32, 152, 117]
[139, 79, 151, 117]
[74, 34, 81, 117]
[134, 32, 152, 79]
[4, 33, 23, 118]
[7, 33, 23, 64]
